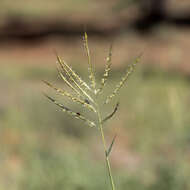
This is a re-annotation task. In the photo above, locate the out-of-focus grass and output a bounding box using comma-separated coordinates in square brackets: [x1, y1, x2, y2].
[0, 64, 190, 190]
[0, 0, 104, 21]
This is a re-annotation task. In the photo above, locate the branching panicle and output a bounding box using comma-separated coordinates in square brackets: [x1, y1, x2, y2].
[44, 33, 140, 190]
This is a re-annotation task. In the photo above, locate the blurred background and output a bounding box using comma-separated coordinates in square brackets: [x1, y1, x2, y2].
[1, 0, 190, 189]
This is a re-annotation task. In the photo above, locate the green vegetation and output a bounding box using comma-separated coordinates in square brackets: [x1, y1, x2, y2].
[0, 0, 99, 20]
[1, 59, 190, 189]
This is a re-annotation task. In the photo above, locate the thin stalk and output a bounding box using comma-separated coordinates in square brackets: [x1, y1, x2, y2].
[96, 105, 116, 190]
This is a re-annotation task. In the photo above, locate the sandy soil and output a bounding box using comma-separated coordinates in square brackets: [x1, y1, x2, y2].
[0, 26, 190, 75]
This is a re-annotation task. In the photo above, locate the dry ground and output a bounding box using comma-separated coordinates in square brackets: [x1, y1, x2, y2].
[0, 25, 190, 75]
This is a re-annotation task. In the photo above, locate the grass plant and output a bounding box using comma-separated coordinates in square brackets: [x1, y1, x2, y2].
[43, 32, 140, 190]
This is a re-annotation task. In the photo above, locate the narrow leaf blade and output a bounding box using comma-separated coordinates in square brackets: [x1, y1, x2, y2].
[106, 135, 117, 157]
[102, 102, 119, 124]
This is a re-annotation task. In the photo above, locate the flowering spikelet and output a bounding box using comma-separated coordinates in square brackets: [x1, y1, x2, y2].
[83, 32, 96, 91]
[57, 55, 94, 103]
[57, 54, 91, 91]
[43, 80, 96, 113]
[44, 93, 96, 128]
[57, 68, 81, 97]
[105, 55, 141, 104]
[97, 44, 112, 95]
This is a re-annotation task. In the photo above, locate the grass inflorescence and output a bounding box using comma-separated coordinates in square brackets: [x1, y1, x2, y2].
[43, 33, 140, 190]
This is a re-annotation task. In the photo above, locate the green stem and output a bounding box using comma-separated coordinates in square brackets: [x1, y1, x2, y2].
[96, 106, 116, 190]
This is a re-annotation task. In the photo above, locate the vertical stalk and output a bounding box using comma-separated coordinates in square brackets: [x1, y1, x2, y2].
[96, 106, 116, 190]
